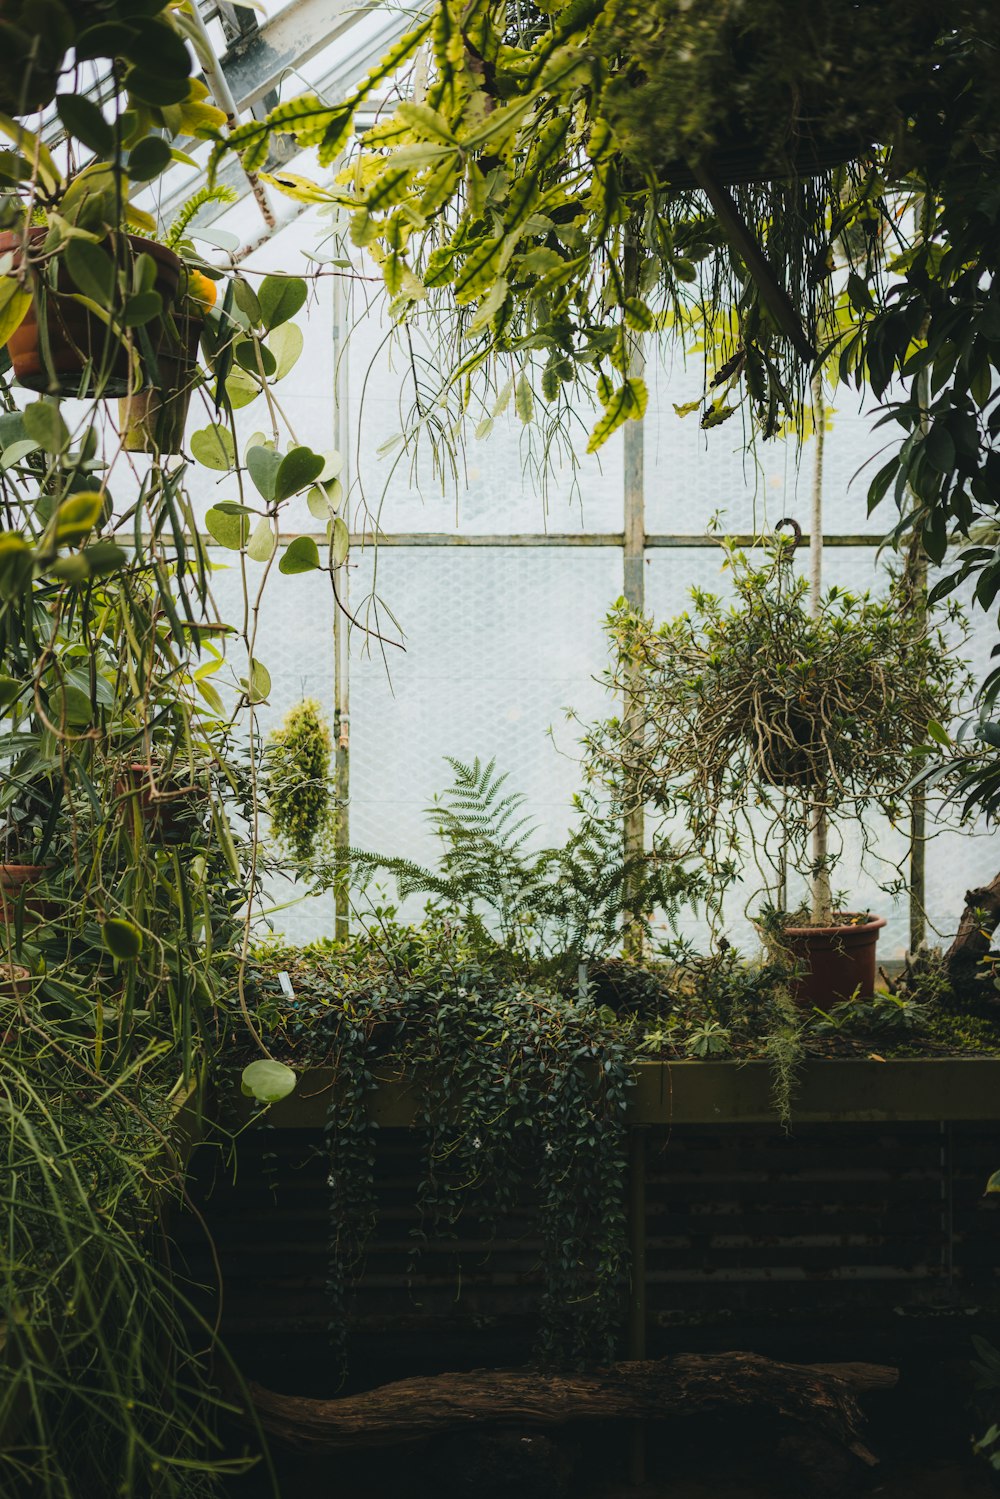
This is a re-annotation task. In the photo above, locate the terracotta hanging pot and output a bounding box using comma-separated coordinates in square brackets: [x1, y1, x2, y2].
[119, 761, 207, 843]
[0, 228, 183, 397]
[118, 308, 204, 454]
[781, 912, 888, 1009]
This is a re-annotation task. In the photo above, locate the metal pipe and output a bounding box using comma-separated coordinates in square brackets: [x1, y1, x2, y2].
[184, 1, 276, 229]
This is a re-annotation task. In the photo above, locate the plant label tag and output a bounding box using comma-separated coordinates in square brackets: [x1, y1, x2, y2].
[278, 970, 295, 1000]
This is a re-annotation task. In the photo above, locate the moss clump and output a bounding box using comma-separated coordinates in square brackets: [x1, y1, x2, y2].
[264, 698, 333, 864]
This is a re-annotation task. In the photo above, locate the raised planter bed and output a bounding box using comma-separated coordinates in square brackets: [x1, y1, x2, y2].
[247, 1057, 1000, 1129]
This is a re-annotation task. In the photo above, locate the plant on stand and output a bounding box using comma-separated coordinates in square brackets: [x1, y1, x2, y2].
[586, 532, 971, 1006]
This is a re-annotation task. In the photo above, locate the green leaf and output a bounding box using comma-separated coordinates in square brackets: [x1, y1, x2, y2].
[307, 479, 343, 519]
[248, 657, 271, 702]
[224, 367, 260, 409]
[121, 290, 163, 327]
[23, 400, 69, 454]
[103, 917, 143, 960]
[279, 536, 321, 574]
[331, 515, 349, 566]
[204, 505, 250, 550]
[274, 445, 325, 502]
[235, 338, 277, 377]
[232, 277, 262, 327]
[246, 444, 281, 502]
[985, 1169, 1000, 1196]
[57, 95, 114, 157]
[267, 321, 303, 380]
[0, 439, 38, 471]
[925, 719, 952, 747]
[55, 490, 103, 543]
[515, 372, 534, 424]
[257, 275, 307, 330]
[0, 675, 21, 706]
[64, 239, 116, 309]
[127, 135, 172, 183]
[241, 1059, 296, 1103]
[247, 517, 276, 562]
[191, 423, 235, 471]
[0, 277, 32, 345]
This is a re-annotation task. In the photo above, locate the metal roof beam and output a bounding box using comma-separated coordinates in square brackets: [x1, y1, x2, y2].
[220, 0, 389, 113]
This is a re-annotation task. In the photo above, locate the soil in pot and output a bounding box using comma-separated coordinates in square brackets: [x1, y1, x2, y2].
[780, 911, 887, 1008]
[0, 229, 183, 396]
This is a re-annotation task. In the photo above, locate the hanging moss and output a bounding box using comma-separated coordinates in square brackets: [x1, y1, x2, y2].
[265, 699, 334, 864]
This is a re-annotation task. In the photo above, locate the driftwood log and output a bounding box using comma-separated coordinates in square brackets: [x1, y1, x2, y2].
[945, 870, 1000, 994]
[247, 1352, 897, 1460]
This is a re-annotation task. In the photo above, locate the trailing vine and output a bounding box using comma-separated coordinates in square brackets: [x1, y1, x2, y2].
[245, 924, 631, 1373]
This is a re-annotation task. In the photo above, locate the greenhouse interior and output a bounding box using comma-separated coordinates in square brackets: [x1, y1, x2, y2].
[3, 1, 1000, 1496]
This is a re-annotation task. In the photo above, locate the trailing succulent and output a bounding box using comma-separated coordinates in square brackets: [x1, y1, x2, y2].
[243, 924, 632, 1372]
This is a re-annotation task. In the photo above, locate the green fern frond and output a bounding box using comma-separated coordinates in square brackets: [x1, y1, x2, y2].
[165, 184, 238, 251]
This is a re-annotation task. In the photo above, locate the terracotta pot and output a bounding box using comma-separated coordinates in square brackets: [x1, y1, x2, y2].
[118, 309, 204, 454]
[0, 862, 58, 925]
[781, 912, 888, 1008]
[0, 229, 183, 396]
[119, 762, 206, 843]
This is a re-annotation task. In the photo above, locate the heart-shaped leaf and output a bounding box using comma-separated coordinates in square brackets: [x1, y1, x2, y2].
[241, 1059, 296, 1103]
[279, 536, 321, 574]
[247, 518, 276, 563]
[307, 478, 343, 518]
[191, 423, 235, 471]
[274, 445, 325, 503]
[257, 275, 307, 330]
[103, 916, 143, 959]
[205, 505, 250, 550]
[246, 443, 282, 502]
[267, 322, 303, 380]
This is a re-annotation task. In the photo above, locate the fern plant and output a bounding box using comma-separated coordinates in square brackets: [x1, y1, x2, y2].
[343, 756, 703, 968]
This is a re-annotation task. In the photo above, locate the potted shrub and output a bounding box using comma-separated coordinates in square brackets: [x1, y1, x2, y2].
[588, 536, 971, 1005]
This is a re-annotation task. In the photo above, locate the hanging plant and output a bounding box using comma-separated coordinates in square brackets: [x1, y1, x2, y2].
[584, 536, 973, 930]
[264, 698, 335, 865]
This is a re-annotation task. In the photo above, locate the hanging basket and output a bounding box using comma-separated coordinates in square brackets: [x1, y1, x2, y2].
[118, 309, 204, 455]
[0, 229, 184, 397]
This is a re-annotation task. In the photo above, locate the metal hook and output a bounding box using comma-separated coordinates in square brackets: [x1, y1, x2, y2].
[774, 517, 803, 547]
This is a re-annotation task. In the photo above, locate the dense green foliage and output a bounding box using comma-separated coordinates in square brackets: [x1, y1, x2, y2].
[341, 755, 704, 969]
[265, 698, 334, 864]
[243, 922, 632, 1371]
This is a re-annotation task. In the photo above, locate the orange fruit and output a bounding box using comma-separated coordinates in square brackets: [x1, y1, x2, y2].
[186, 269, 218, 310]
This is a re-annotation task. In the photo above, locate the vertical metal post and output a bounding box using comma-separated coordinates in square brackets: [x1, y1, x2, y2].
[907, 363, 931, 953]
[622, 249, 646, 960]
[808, 372, 832, 924]
[332, 270, 351, 941]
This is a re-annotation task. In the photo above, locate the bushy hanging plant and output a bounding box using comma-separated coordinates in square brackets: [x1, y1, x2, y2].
[585, 536, 973, 920]
[264, 698, 334, 864]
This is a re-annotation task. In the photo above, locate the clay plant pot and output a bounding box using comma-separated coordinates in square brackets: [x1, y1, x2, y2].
[0, 229, 183, 396]
[118, 308, 204, 455]
[119, 762, 206, 843]
[781, 912, 888, 1009]
[0, 862, 59, 926]
[0, 963, 32, 1041]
